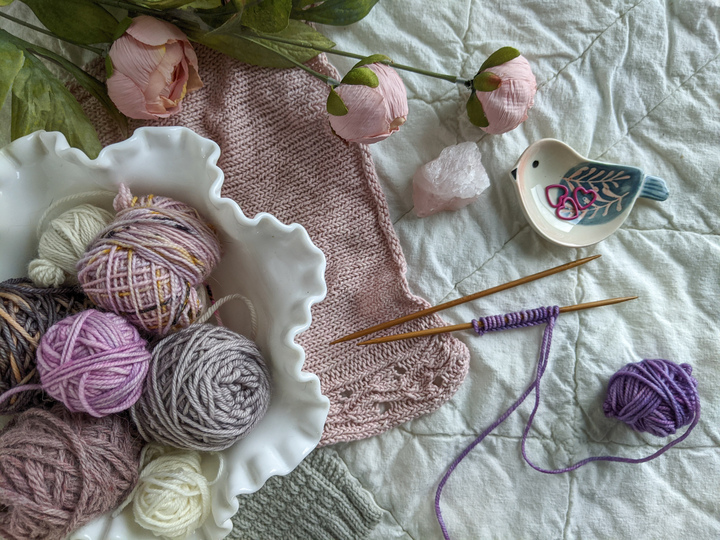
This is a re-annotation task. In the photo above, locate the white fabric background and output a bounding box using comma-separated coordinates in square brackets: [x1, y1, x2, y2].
[320, 2, 720, 538]
[1, 1, 719, 538]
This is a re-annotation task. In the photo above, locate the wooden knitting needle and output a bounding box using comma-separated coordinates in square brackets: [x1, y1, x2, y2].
[356, 296, 638, 345]
[330, 254, 602, 344]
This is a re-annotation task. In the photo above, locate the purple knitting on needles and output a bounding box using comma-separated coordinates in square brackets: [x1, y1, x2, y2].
[435, 306, 701, 540]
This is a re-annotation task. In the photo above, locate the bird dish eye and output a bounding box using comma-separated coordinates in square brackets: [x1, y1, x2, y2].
[532, 160, 539, 168]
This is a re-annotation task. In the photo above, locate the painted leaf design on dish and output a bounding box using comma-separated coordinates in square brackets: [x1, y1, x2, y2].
[559, 162, 642, 225]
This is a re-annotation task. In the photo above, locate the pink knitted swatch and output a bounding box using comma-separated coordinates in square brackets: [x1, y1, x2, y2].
[75, 48, 470, 445]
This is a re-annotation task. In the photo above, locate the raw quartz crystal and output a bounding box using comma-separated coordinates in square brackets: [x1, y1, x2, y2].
[413, 142, 490, 217]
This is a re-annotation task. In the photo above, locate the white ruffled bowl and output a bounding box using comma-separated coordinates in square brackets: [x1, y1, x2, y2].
[0, 127, 329, 540]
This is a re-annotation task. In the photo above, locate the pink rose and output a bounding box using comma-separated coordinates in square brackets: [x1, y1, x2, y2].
[473, 55, 536, 134]
[107, 16, 203, 120]
[328, 63, 409, 144]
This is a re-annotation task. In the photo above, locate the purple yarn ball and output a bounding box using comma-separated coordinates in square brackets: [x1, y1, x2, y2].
[603, 358, 699, 438]
[37, 309, 150, 417]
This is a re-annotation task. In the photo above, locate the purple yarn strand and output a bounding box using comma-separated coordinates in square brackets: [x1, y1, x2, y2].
[434, 306, 700, 540]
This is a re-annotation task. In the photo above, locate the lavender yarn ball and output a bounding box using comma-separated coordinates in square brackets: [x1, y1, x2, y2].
[603, 358, 699, 437]
[0, 278, 90, 414]
[36, 309, 151, 417]
[0, 404, 142, 540]
[131, 324, 271, 451]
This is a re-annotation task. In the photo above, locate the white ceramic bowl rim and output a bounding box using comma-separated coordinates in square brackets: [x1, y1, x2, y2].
[0, 127, 330, 540]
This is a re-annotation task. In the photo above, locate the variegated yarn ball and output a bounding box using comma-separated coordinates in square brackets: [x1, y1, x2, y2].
[77, 185, 221, 335]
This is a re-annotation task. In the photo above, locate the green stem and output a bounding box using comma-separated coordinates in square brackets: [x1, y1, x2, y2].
[282, 55, 340, 86]
[0, 10, 105, 55]
[92, 0, 161, 16]
[254, 33, 470, 86]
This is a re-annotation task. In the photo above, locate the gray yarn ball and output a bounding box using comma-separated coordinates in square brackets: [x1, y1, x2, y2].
[131, 324, 271, 451]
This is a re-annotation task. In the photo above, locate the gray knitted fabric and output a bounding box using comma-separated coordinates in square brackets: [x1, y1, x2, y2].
[230, 448, 382, 540]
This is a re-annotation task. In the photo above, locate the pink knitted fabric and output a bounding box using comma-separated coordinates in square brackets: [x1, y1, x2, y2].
[75, 47, 470, 445]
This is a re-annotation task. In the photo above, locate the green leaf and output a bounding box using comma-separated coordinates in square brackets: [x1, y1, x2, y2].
[124, 0, 197, 7]
[183, 0, 224, 7]
[242, 0, 292, 33]
[478, 46, 520, 73]
[11, 53, 101, 158]
[19, 0, 118, 45]
[473, 71, 501, 92]
[205, 0, 247, 36]
[326, 87, 347, 116]
[189, 3, 235, 27]
[341, 66, 378, 87]
[466, 92, 489, 128]
[112, 17, 133, 41]
[291, 0, 379, 25]
[193, 20, 335, 68]
[291, 0, 315, 9]
[0, 0, 15, 5]
[353, 53, 390, 68]
[105, 55, 114, 78]
[0, 40, 24, 109]
[0, 29, 127, 138]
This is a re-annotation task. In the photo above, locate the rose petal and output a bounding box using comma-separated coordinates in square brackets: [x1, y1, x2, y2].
[476, 56, 536, 134]
[107, 71, 159, 120]
[144, 41, 184, 103]
[109, 35, 165, 91]
[182, 43, 203, 93]
[329, 85, 390, 144]
[368, 63, 408, 122]
[125, 15, 189, 47]
[166, 58, 189, 102]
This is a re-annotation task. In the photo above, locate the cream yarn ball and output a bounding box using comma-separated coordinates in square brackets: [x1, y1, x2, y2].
[115, 443, 219, 539]
[29, 204, 113, 287]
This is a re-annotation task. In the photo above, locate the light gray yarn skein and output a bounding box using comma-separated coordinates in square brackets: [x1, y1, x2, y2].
[131, 324, 271, 451]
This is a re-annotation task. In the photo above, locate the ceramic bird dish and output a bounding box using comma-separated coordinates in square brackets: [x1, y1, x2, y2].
[510, 139, 669, 247]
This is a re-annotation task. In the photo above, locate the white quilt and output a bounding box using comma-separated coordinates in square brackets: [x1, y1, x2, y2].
[320, 2, 720, 539]
[1, 1, 718, 539]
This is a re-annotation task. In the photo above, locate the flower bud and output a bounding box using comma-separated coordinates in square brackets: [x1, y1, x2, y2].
[107, 16, 203, 120]
[328, 63, 408, 144]
[468, 50, 536, 134]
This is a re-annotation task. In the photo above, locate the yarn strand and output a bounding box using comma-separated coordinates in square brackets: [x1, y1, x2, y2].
[435, 306, 700, 540]
[194, 293, 258, 340]
[35, 191, 116, 239]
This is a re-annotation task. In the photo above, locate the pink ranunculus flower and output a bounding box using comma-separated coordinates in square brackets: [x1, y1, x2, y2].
[475, 55, 536, 134]
[107, 16, 203, 120]
[329, 63, 409, 144]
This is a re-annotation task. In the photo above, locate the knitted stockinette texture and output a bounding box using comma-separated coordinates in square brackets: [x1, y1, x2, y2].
[229, 448, 382, 540]
[74, 48, 470, 445]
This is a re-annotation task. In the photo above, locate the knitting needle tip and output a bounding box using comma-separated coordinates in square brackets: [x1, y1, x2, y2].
[356, 294, 637, 345]
[330, 254, 602, 345]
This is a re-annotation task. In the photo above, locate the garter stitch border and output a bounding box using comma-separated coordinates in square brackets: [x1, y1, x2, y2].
[72, 47, 470, 445]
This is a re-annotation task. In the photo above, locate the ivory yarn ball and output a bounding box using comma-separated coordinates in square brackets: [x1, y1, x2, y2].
[126, 444, 214, 539]
[28, 204, 113, 288]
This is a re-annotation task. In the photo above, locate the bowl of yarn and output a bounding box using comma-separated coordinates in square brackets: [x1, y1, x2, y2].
[0, 127, 329, 540]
